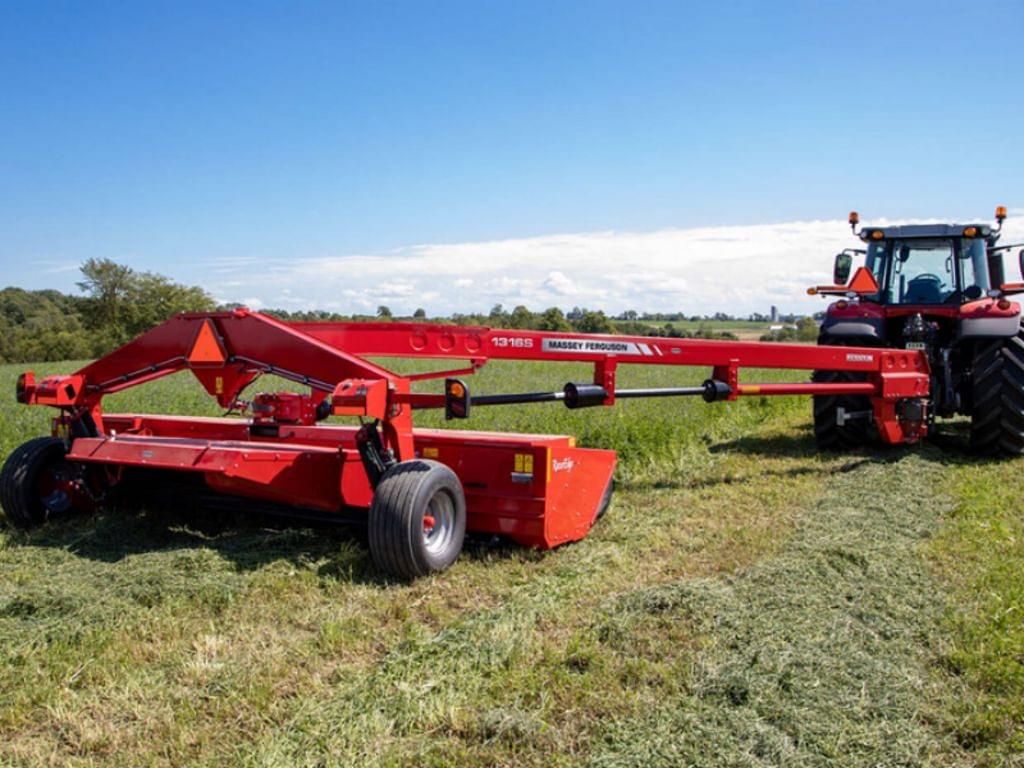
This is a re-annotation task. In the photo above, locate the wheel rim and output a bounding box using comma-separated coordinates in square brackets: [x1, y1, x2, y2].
[36, 461, 75, 515]
[422, 490, 456, 557]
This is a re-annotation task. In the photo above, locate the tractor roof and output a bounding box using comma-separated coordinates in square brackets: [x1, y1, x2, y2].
[861, 223, 995, 241]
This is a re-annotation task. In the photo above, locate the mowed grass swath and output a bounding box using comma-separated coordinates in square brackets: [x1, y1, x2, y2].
[1, 354, 1024, 766]
[0, 356, 813, 766]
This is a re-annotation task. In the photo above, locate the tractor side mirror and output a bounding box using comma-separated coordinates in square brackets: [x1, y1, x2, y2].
[833, 252, 853, 285]
[1019, 249, 1024, 280]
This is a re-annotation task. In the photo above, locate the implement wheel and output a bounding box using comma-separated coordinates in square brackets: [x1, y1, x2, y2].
[368, 460, 466, 579]
[812, 336, 875, 451]
[969, 320, 1024, 455]
[1, 437, 88, 528]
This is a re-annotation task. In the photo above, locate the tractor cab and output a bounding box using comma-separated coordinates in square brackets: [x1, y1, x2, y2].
[830, 219, 1011, 308]
[814, 208, 1024, 345]
[858, 226, 994, 305]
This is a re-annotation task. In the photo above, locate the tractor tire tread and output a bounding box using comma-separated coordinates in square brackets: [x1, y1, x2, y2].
[812, 336, 875, 451]
[971, 320, 1024, 455]
[0, 437, 67, 529]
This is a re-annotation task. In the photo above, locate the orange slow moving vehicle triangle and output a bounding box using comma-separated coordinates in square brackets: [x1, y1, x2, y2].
[848, 266, 879, 294]
[188, 319, 227, 366]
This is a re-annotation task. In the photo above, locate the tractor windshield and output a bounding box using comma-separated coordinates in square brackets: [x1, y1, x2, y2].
[864, 238, 990, 304]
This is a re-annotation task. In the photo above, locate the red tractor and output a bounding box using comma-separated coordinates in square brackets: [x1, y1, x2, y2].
[811, 206, 1024, 454]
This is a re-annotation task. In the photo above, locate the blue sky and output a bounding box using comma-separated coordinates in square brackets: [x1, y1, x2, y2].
[2, 1, 1022, 314]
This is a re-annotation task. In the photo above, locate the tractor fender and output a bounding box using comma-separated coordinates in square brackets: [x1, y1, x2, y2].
[959, 313, 1022, 339]
[820, 317, 883, 341]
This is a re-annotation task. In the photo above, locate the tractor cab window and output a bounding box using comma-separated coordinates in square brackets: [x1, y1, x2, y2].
[960, 238, 992, 295]
[867, 237, 992, 304]
[891, 240, 956, 304]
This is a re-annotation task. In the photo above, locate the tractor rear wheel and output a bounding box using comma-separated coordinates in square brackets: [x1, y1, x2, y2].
[367, 459, 466, 579]
[812, 337, 875, 451]
[969, 321, 1024, 455]
[0, 437, 86, 528]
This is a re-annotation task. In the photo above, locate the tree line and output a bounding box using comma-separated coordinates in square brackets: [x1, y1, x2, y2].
[1, 260, 777, 365]
[0, 260, 214, 364]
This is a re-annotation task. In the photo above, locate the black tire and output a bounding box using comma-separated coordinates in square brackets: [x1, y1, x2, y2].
[969, 321, 1024, 455]
[812, 336, 875, 451]
[0, 437, 79, 528]
[368, 459, 466, 579]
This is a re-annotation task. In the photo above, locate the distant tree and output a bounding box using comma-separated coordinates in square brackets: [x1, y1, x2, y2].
[759, 318, 816, 343]
[75, 259, 212, 344]
[122, 271, 214, 338]
[796, 316, 819, 341]
[572, 309, 613, 334]
[77, 259, 135, 331]
[377, 305, 392, 319]
[508, 305, 535, 329]
[614, 320, 656, 336]
[0, 315, 10, 363]
[413, 307, 427, 320]
[537, 307, 571, 332]
[487, 303, 508, 328]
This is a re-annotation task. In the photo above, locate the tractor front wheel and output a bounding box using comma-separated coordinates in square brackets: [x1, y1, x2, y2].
[0, 437, 90, 528]
[969, 321, 1024, 455]
[812, 369, 875, 450]
[367, 459, 466, 579]
[812, 336, 876, 451]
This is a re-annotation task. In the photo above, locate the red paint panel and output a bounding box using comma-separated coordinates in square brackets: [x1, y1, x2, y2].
[543, 445, 617, 547]
[68, 434, 347, 512]
[80, 415, 614, 546]
[293, 320, 902, 373]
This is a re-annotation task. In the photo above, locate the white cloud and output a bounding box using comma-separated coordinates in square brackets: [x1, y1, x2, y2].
[211, 213, 1024, 316]
[543, 270, 578, 296]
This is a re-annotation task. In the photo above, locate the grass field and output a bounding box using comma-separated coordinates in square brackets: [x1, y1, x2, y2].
[1, 358, 1022, 766]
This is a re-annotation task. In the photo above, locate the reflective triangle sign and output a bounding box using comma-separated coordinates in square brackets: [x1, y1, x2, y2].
[848, 266, 879, 294]
[188, 319, 227, 366]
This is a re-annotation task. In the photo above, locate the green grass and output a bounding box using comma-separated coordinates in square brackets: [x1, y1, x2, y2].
[929, 460, 1024, 762]
[0, 358, 1021, 766]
